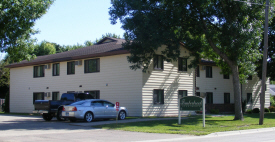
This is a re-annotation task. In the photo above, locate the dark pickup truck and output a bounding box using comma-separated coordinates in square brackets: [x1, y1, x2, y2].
[33, 92, 94, 121]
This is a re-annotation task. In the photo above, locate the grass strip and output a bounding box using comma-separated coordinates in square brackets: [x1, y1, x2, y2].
[94, 113, 275, 135]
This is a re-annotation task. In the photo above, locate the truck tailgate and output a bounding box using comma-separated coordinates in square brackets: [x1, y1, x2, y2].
[34, 100, 50, 110]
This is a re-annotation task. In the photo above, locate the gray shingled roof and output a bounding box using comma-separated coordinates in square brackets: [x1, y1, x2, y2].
[6, 37, 129, 68]
[270, 85, 275, 96]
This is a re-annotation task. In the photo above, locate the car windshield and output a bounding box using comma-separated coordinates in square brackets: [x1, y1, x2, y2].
[70, 101, 86, 105]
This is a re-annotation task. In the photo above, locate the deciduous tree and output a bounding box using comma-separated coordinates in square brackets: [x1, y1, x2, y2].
[0, 0, 54, 52]
[109, 0, 273, 120]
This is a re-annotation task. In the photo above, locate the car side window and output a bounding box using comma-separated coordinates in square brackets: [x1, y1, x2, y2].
[83, 102, 91, 106]
[92, 101, 103, 107]
[103, 101, 115, 107]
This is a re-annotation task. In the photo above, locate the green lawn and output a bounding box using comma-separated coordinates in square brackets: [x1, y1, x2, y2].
[94, 113, 275, 135]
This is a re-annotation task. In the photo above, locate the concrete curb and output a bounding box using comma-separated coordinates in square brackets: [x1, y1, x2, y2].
[69, 117, 187, 127]
[207, 127, 275, 137]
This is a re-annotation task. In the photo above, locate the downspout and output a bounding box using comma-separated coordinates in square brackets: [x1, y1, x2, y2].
[194, 66, 197, 96]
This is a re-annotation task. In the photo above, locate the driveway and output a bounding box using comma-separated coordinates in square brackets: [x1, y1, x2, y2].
[0, 114, 191, 142]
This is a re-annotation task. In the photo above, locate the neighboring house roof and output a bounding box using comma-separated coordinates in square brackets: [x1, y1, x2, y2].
[270, 85, 275, 96]
[199, 59, 216, 66]
[6, 37, 129, 68]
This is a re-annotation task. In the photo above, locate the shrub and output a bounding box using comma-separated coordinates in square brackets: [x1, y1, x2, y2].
[252, 108, 260, 113]
[242, 100, 247, 114]
[195, 111, 202, 114]
[264, 108, 270, 113]
[271, 95, 275, 107]
[246, 109, 252, 114]
[3, 91, 9, 113]
[269, 106, 275, 112]
[210, 109, 219, 114]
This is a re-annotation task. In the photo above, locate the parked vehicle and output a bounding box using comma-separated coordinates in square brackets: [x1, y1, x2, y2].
[62, 99, 128, 122]
[33, 92, 94, 121]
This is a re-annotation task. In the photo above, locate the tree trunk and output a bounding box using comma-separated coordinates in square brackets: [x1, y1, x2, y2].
[202, 20, 244, 120]
[231, 64, 244, 120]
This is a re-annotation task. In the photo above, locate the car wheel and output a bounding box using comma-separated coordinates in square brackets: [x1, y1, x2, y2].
[84, 112, 93, 122]
[56, 109, 65, 121]
[118, 111, 126, 120]
[42, 113, 53, 121]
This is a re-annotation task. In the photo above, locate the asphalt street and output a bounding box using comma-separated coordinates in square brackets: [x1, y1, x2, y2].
[0, 114, 274, 142]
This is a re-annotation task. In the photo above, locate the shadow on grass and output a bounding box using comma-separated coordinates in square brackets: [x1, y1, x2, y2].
[96, 116, 206, 129]
[244, 113, 275, 119]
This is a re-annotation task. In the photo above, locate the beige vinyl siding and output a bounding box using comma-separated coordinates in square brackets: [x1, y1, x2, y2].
[10, 54, 143, 116]
[142, 45, 195, 117]
[242, 77, 270, 109]
[196, 65, 270, 109]
[196, 66, 234, 104]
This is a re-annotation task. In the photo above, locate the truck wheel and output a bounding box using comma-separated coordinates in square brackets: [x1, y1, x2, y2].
[84, 112, 93, 122]
[118, 111, 126, 120]
[56, 109, 65, 121]
[42, 113, 53, 121]
[69, 118, 77, 122]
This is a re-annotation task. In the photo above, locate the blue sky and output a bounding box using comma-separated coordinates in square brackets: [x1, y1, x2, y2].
[32, 0, 124, 45]
[1, 0, 124, 59]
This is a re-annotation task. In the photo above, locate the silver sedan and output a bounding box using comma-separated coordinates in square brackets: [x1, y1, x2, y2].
[61, 99, 128, 122]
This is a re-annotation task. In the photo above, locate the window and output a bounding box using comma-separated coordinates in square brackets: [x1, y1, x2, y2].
[52, 63, 60, 76]
[247, 93, 252, 103]
[224, 93, 230, 104]
[206, 66, 212, 78]
[61, 93, 75, 101]
[92, 101, 103, 107]
[84, 59, 100, 73]
[84, 91, 100, 99]
[52, 92, 59, 101]
[196, 66, 200, 77]
[153, 55, 163, 70]
[67, 61, 75, 75]
[153, 89, 164, 104]
[103, 101, 115, 107]
[206, 92, 213, 104]
[196, 92, 200, 96]
[178, 90, 187, 99]
[178, 58, 187, 71]
[33, 92, 44, 104]
[223, 74, 229, 79]
[247, 75, 252, 80]
[33, 65, 45, 78]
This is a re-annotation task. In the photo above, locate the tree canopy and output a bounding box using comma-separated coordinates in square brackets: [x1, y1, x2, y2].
[109, 0, 274, 120]
[257, 15, 275, 81]
[0, 0, 54, 51]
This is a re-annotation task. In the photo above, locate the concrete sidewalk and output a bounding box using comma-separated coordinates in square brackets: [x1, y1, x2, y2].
[206, 127, 275, 137]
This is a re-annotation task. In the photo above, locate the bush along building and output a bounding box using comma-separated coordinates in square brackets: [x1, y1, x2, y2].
[6, 37, 270, 116]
